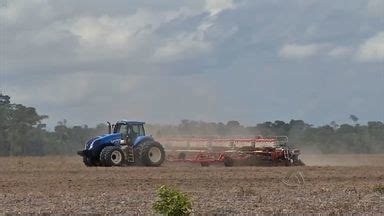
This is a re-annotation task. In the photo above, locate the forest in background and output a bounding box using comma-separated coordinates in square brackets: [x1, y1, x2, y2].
[1, 93, 383, 156]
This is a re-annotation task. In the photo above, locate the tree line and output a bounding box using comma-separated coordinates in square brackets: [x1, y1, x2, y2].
[0, 94, 105, 156]
[0, 93, 383, 156]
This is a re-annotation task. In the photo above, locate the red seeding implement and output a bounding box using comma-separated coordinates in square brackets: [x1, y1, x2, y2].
[158, 136, 304, 167]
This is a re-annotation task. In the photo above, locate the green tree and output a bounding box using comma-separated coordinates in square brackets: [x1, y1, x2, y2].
[0, 93, 48, 155]
[349, 114, 359, 124]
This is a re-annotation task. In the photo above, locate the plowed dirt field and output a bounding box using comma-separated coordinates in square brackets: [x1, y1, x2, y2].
[0, 155, 383, 214]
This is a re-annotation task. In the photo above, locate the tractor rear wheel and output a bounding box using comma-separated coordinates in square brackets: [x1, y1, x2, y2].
[100, 146, 125, 167]
[137, 141, 165, 166]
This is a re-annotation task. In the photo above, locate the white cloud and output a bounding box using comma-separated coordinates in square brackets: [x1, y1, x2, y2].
[328, 46, 353, 58]
[153, 33, 212, 62]
[66, 11, 165, 59]
[0, 0, 53, 24]
[152, 1, 236, 63]
[69, 15, 138, 55]
[366, 0, 384, 17]
[62, 7, 208, 62]
[279, 43, 327, 59]
[7, 72, 141, 106]
[205, 0, 235, 16]
[357, 31, 384, 62]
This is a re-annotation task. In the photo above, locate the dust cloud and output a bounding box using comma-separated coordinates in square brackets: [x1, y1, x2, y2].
[301, 154, 384, 166]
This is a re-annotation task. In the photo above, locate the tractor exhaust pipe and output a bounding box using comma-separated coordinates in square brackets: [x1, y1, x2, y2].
[107, 121, 112, 134]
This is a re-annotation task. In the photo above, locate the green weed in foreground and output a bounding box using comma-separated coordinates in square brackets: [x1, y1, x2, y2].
[153, 185, 192, 216]
[373, 184, 384, 194]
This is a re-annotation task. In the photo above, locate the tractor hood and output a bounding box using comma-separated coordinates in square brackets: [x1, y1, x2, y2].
[87, 133, 121, 149]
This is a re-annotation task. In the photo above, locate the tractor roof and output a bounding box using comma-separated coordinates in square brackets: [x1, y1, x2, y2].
[116, 120, 145, 125]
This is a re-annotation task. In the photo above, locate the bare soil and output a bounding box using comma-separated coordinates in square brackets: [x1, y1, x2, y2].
[0, 155, 384, 214]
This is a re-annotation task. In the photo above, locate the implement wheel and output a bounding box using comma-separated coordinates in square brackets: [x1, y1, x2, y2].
[201, 162, 210, 167]
[223, 156, 234, 167]
[293, 159, 305, 166]
[238, 146, 257, 152]
[178, 152, 186, 160]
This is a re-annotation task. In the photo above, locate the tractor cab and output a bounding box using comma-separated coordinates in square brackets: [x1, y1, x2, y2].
[110, 120, 146, 145]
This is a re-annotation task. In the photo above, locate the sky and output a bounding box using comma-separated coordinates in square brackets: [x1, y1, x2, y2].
[0, 0, 383, 128]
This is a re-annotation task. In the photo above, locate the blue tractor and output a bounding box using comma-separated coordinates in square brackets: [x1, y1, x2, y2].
[77, 120, 165, 167]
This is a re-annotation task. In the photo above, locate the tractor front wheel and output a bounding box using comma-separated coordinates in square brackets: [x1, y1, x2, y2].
[82, 156, 96, 167]
[100, 146, 125, 166]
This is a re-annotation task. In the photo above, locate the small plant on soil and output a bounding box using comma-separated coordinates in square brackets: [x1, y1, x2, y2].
[236, 186, 257, 197]
[153, 185, 192, 216]
[373, 184, 384, 194]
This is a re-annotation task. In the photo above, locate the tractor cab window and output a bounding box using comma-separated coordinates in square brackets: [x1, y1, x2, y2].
[131, 124, 145, 138]
[114, 124, 129, 139]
